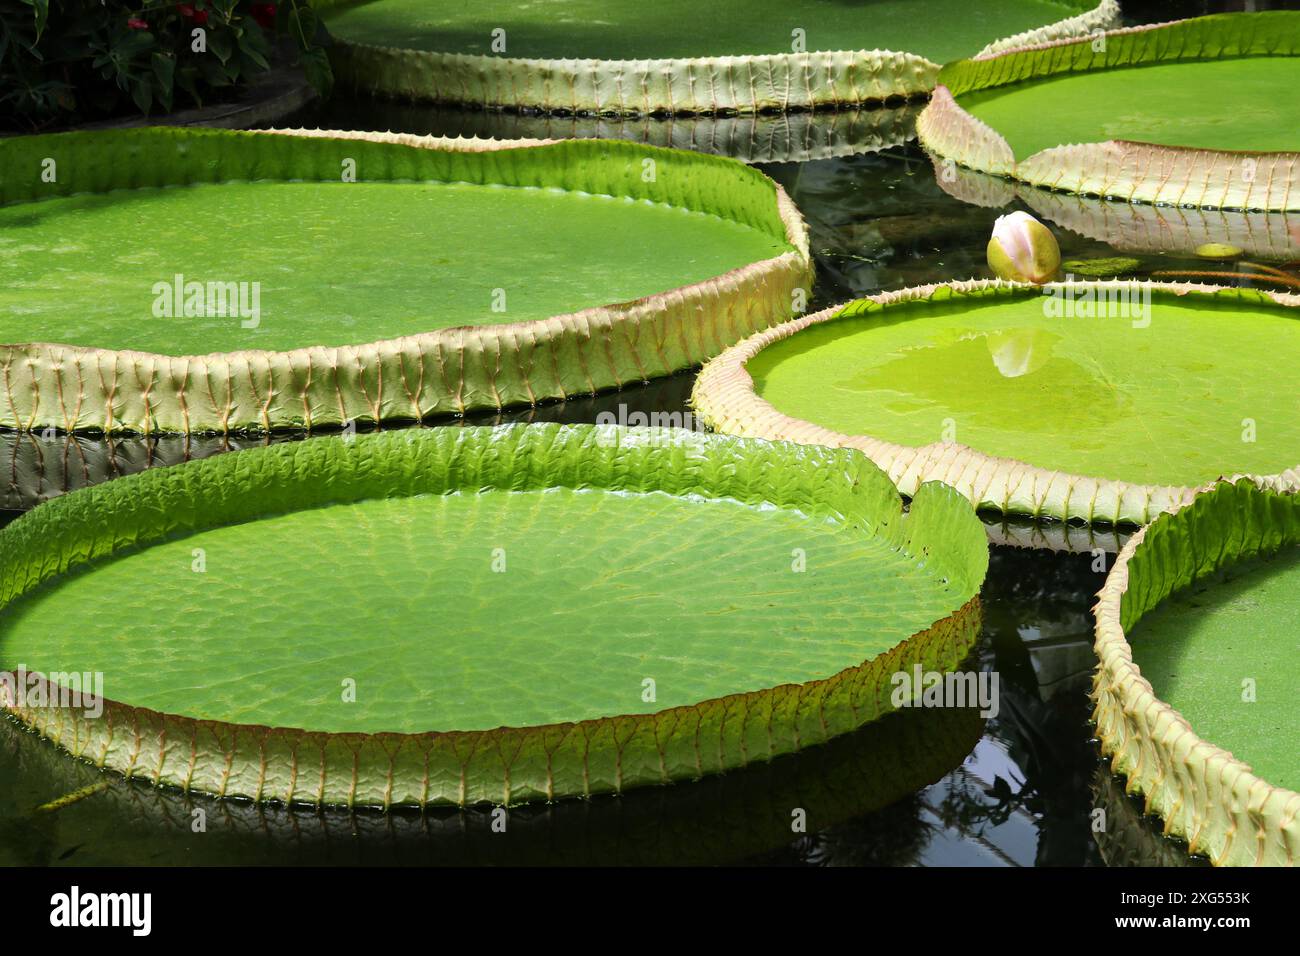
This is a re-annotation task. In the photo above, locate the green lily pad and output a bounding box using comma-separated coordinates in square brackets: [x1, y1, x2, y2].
[932, 159, 1300, 262]
[1131, 552, 1298, 793]
[319, 0, 1116, 113]
[960, 59, 1297, 160]
[1093, 479, 1300, 866]
[919, 13, 1300, 210]
[0, 424, 987, 807]
[692, 280, 1300, 525]
[4, 182, 781, 357]
[0, 127, 809, 433]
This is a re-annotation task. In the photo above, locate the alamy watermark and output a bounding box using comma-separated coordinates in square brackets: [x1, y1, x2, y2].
[152, 273, 261, 328]
[0, 666, 104, 719]
[50, 886, 151, 936]
[1042, 278, 1152, 328]
[593, 403, 705, 445]
[890, 664, 1000, 719]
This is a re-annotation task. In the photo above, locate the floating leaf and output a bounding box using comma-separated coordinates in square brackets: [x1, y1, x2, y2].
[693, 280, 1300, 525]
[317, 0, 1117, 113]
[919, 13, 1300, 210]
[931, 159, 1300, 262]
[0, 424, 988, 807]
[1093, 479, 1300, 866]
[0, 127, 809, 433]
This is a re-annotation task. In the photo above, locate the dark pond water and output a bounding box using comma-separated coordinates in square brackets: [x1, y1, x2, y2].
[2, 0, 1293, 866]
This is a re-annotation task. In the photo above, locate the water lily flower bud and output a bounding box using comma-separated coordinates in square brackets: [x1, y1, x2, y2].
[987, 211, 1061, 284]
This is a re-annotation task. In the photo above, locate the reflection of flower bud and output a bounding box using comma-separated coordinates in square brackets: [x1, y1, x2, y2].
[987, 211, 1061, 284]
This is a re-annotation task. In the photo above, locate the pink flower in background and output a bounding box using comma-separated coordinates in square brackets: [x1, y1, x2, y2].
[127, 17, 149, 30]
[250, 3, 277, 29]
[178, 4, 209, 26]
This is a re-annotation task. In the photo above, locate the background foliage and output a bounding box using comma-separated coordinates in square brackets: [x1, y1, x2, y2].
[1, 1, 331, 130]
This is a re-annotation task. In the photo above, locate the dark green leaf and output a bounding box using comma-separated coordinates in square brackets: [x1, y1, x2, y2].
[289, 4, 319, 48]
[129, 76, 153, 114]
[298, 45, 334, 98]
[207, 27, 233, 63]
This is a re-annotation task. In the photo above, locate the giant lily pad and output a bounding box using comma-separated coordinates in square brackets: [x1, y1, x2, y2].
[932, 159, 1300, 263]
[1092, 479, 1300, 866]
[0, 127, 810, 434]
[918, 13, 1300, 211]
[692, 280, 1300, 526]
[0, 424, 987, 807]
[318, 0, 1118, 114]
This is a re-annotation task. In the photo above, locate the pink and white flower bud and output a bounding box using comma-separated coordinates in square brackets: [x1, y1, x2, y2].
[987, 211, 1061, 285]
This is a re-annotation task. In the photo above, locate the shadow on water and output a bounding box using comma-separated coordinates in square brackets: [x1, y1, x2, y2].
[0, 373, 696, 513]
[1091, 764, 1209, 868]
[0, 692, 985, 866]
[284, 96, 924, 166]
